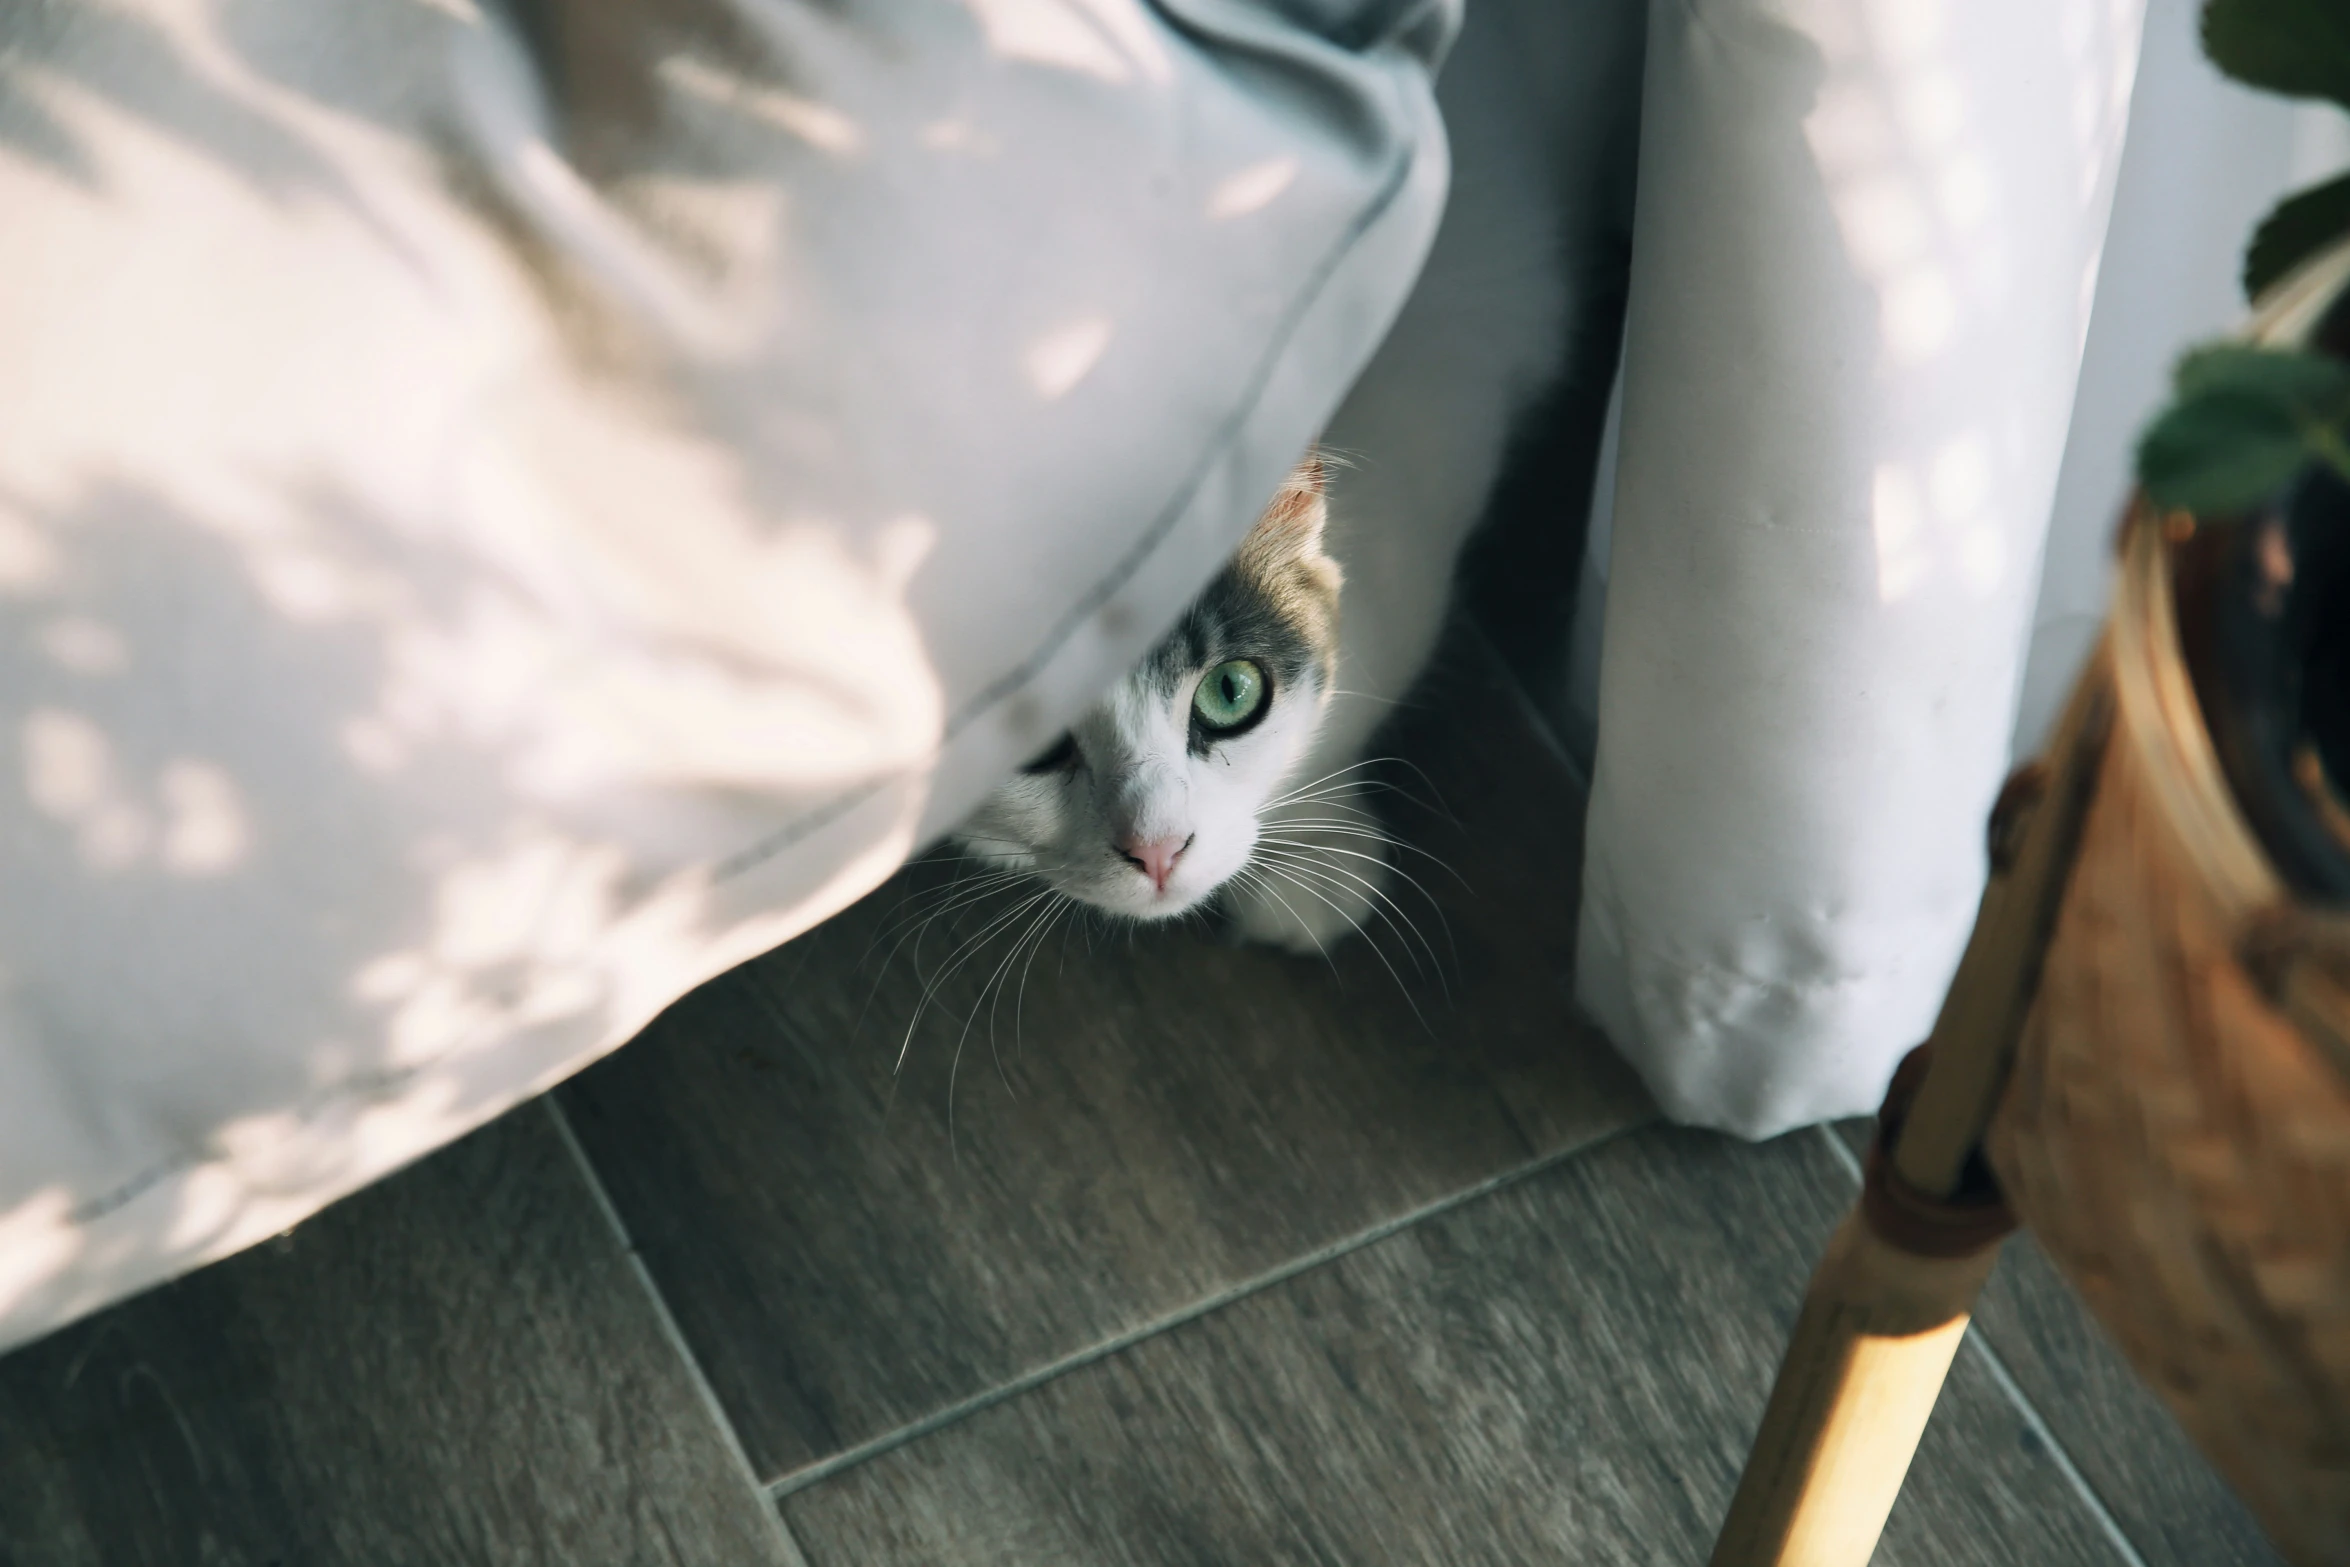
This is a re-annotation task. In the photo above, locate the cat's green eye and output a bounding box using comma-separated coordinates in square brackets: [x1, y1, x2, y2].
[1192, 658, 1268, 734]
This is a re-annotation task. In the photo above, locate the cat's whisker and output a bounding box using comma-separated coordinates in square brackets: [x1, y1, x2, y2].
[1260, 757, 1396, 808]
[1249, 861, 1433, 1031]
[1259, 845, 1457, 967]
[1254, 834, 1463, 956]
[1261, 818, 1421, 857]
[901, 878, 993, 981]
[954, 890, 1064, 1110]
[1222, 866, 1341, 977]
[989, 891, 1068, 1073]
[895, 886, 1056, 1077]
[914, 840, 1031, 893]
[933, 886, 1064, 1166]
[1265, 780, 1445, 825]
[1263, 755, 1453, 823]
[1260, 838, 1461, 985]
[924, 883, 1055, 998]
[1261, 770, 1396, 811]
[1249, 846, 1430, 975]
[856, 869, 1033, 1030]
[849, 871, 1027, 1036]
[1274, 772, 1423, 799]
[897, 874, 1031, 952]
[1010, 895, 1072, 1065]
[868, 868, 1029, 968]
[1250, 846, 1445, 988]
[853, 859, 1015, 970]
[898, 908, 1012, 1074]
[1257, 818, 1471, 887]
[1260, 812, 1443, 867]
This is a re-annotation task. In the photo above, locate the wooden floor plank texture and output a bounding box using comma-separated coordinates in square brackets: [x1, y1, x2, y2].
[1970, 1234, 2284, 1567]
[0, 622, 2280, 1565]
[0, 1109, 802, 1567]
[778, 1126, 2129, 1567]
[558, 638, 1653, 1484]
[1828, 1120, 2282, 1566]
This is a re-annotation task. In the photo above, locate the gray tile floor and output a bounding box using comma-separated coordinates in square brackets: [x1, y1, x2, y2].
[0, 636, 2281, 1566]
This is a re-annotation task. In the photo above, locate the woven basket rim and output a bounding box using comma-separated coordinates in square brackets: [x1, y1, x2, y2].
[2108, 508, 2280, 926]
[2110, 499, 2350, 985]
[2103, 233, 2350, 1057]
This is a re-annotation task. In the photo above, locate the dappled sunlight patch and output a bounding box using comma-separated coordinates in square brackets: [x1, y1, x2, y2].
[1024, 315, 1112, 401]
[333, 512, 946, 798]
[0, 507, 59, 595]
[0, 411, 951, 1350]
[659, 55, 864, 157]
[1871, 462, 1930, 603]
[21, 709, 254, 876]
[1207, 155, 1298, 221]
[966, 0, 1172, 87]
[35, 616, 129, 676]
[1801, 0, 2136, 607]
[1803, 0, 1982, 369]
[338, 714, 408, 773]
[22, 707, 149, 871]
[0, 1189, 81, 1330]
[157, 759, 251, 875]
[22, 708, 113, 822]
[920, 119, 999, 156]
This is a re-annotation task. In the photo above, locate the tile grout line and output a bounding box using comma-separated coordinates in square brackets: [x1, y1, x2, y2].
[764, 1119, 1649, 1500]
[1812, 1126, 2153, 1567]
[1966, 1330, 2154, 1567]
[1462, 619, 1594, 797]
[543, 1099, 817, 1567]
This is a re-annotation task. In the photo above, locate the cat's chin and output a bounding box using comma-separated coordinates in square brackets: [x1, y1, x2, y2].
[1054, 880, 1215, 923]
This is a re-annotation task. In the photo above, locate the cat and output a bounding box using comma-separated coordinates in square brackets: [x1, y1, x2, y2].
[955, 0, 1635, 950]
[954, 459, 1341, 927]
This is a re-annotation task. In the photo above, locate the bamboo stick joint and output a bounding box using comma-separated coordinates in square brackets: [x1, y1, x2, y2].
[1861, 1046, 2017, 1261]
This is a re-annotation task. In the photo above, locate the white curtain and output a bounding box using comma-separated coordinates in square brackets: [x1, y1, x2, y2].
[1572, 0, 2347, 1138]
[1576, 0, 2146, 1138]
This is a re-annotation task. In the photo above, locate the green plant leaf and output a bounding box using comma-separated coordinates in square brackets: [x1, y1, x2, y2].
[2174, 343, 2350, 404]
[2138, 346, 2350, 514]
[2203, 0, 2350, 108]
[2139, 394, 2311, 513]
[2245, 171, 2350, 299]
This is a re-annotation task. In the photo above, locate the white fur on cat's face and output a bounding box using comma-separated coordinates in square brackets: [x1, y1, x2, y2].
[959, 461, 1341, 921]
[958, 659, 1329, 920]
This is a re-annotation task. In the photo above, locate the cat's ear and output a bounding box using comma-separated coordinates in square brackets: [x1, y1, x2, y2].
[1248, 452, 1328, 552]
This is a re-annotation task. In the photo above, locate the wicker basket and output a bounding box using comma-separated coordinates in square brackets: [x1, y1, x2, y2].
[1986, 244, 2350, 1566]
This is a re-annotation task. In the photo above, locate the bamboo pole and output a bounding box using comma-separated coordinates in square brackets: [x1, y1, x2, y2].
[1707, 648, 2114, 1567]
[1705, 1216, 2001, 1566]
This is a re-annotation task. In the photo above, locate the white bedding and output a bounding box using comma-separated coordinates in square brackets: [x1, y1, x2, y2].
[0, 0, 1453, 1352]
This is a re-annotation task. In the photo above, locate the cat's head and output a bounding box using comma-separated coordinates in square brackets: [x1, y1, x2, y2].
[959, 458, 1340, 919]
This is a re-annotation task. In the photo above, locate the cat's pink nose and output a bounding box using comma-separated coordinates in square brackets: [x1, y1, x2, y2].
[1117, 833, 1192, 893]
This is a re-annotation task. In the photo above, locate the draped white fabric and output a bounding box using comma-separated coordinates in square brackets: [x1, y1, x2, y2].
[10, 0, 2320, 1355]
[0, 0, 1453, 1352]
[1576, 0, 2148, 1138]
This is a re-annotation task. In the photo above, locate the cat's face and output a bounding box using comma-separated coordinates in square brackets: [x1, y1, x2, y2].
[958, 460, 1340, 920]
